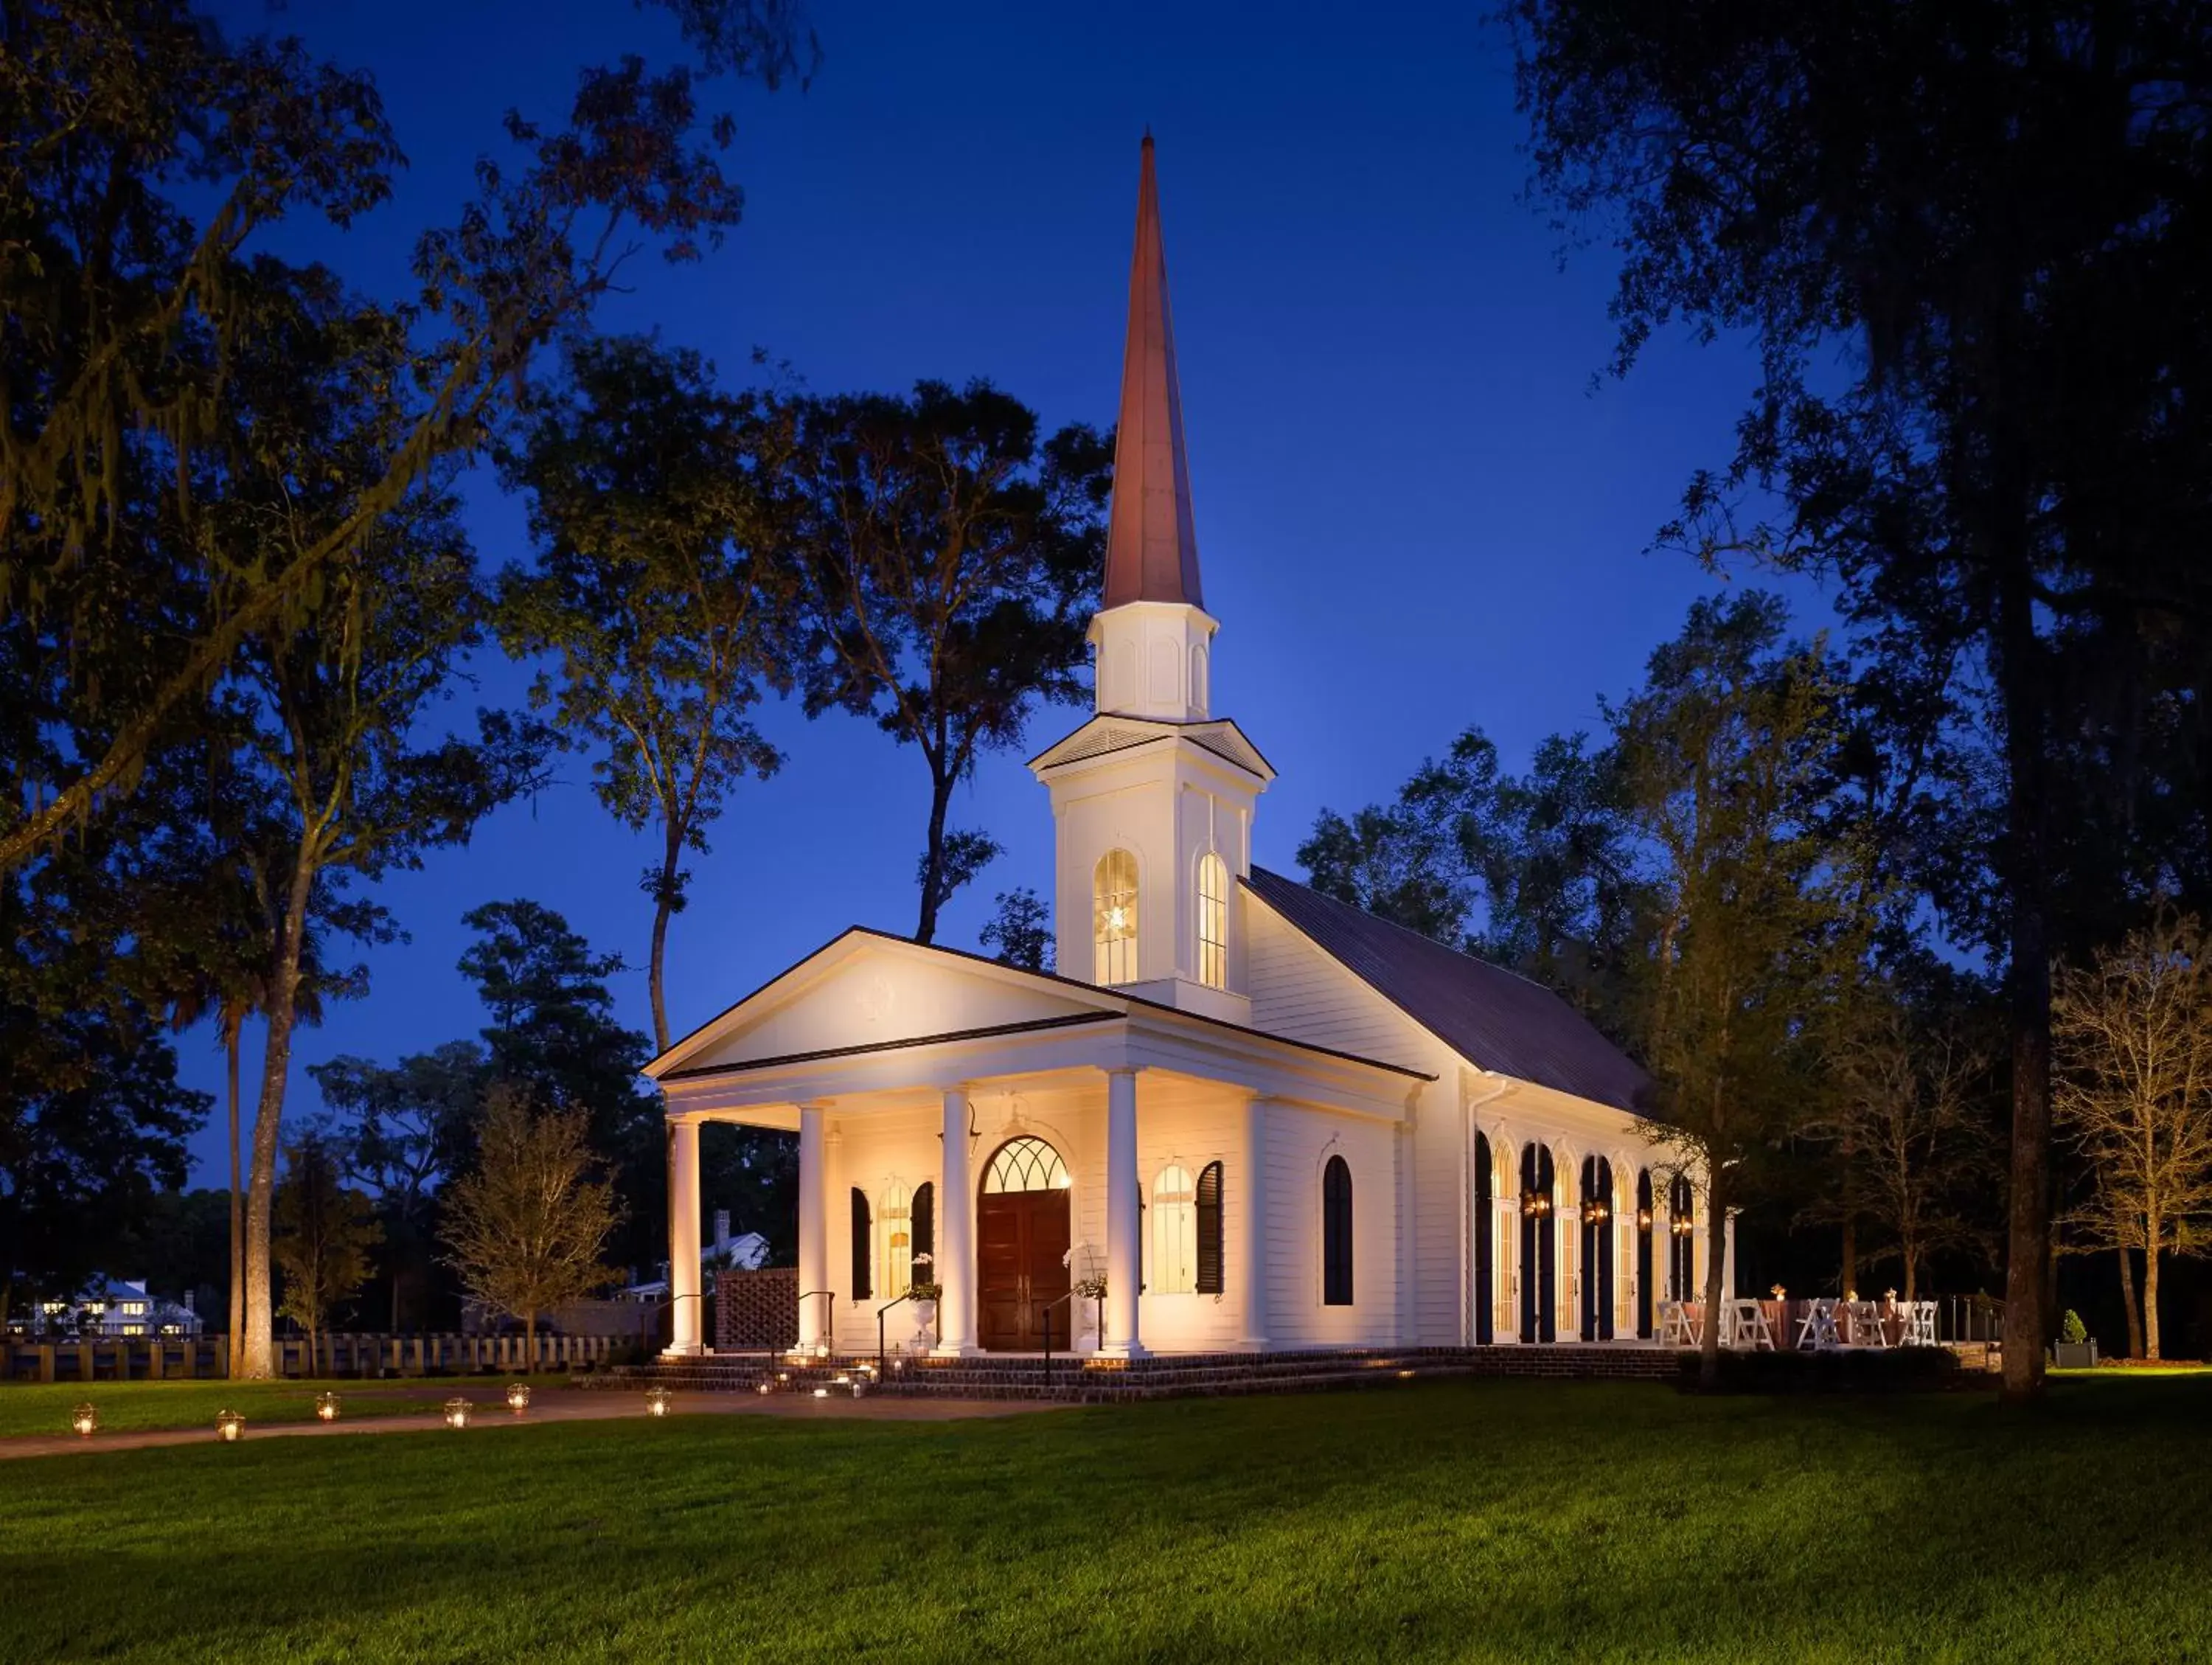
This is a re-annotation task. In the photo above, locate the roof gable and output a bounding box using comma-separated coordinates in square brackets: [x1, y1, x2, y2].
[650, 930, 1119, 1080]
[1244, 868, 1650, 1113]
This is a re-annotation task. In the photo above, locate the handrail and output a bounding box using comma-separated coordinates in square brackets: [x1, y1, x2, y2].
[875, 1291, 915, 1374]
[796, 1290, 835, 1357]
[1040, 1290, 1077, 1389]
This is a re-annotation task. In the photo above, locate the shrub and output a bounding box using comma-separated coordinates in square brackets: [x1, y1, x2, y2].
[1677, 1346, 1966, 1394]
[2061, 1310, 2089, 1346]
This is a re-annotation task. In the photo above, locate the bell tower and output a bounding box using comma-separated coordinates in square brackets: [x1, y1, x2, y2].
[1030, 136, 1271, 1021]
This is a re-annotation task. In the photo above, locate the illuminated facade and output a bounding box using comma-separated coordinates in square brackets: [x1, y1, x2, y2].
[649, 139, 1695, 1360]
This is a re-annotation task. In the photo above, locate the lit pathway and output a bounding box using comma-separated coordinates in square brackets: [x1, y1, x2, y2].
[1, 1388, 1066, 1459]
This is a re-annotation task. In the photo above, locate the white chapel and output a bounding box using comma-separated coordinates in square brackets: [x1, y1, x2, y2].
[647, 139, 1703, 1361]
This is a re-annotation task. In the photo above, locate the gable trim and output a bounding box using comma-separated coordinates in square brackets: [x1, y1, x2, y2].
[660, 1010, 1123, 1082]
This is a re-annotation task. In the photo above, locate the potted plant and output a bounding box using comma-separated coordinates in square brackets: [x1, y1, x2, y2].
[906, 1265, 942, 1348]
[2052, 1309, 2098, 1369]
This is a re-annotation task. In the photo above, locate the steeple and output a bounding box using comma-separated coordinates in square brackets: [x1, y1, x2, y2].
[1032, 135, 1270, 1016]
[1102, 134, 1203, 611]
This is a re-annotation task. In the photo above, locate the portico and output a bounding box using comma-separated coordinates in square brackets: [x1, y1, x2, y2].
[653, 932, 1426, 1360]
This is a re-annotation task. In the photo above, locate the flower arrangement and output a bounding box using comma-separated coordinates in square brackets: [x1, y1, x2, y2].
[1073, 1276, 1108, 1301]
[905, 1281, 943, 1304]
[1769, 1284, 1787, 1301]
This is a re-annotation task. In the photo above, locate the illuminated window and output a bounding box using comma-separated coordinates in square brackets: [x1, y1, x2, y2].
[1093, 849, 1139, 984]
[880, 1181, 912, 1299]
[121, 1301, 147, 1317]
[1197, 852, 1228, 989]
[1152, 1165, 1197, 1294]
[122, 1324, 146, 1336]
[984, 1136, 1068, 1194]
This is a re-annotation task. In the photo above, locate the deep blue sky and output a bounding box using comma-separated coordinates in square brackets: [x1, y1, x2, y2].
[178, 0, 1801, 1182]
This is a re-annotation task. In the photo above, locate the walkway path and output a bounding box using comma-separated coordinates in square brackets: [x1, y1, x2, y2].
[1, 1388, 1065, 1460]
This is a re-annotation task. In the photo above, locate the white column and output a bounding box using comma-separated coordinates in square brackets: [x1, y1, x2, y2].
[1239, 1094, 1269, 1351]
[796, 1103, 826, 1353]
[668, 1119, 703, 1355]
[1102, 1066, 1148, 1358]
[934, 1087, 978, 1355]
[1723, 1206, 1741, 1301]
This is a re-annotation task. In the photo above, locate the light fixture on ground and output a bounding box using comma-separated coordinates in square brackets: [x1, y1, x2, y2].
[315, 1393, 340, 1422]
[506, 1383, 531, 1414]
[645, 1386, 672, 1418]
[71, 1403, 97, 1438]
[443, 1398, 471, 1429]
[217, 1409, 245, 1442]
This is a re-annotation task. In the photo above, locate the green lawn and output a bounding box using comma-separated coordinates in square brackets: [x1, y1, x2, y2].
[0, 1374, 577, 1437]
[5, 1375, 2209, 1662]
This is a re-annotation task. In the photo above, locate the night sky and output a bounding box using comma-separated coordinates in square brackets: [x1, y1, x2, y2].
[178, 0, 1805, 1182]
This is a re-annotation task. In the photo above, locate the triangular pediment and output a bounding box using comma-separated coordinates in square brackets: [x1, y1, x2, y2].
[647, 929, 1125, 1080]
[1028, 714, 1273, 782]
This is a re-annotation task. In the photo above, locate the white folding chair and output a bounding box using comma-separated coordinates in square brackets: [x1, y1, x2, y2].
[1795, 1299, 1841, 1351]
[1728, 1299, 1775, 1352]
[1844, 1300, 1888, 1349]
[1905, 1301, 1937, 1346]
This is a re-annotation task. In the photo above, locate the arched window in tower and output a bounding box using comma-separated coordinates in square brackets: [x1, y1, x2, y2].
[1196, 852, 1228, 989]
[1094, 849, 1139, 984]
[1152, 1164, 1197, 1294]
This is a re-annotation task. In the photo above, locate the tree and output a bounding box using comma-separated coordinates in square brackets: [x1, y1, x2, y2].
[0, 753, 209, 1326]
[311, 1041, 490, 1330]
[1811, 984, 1994, 1301]
[1508, 0, 2212, 1402]
[499, 336, 789, 1052]
[456, 901, 661, 1271]
[2052, 909, 2212, 1360]
[764, 380, 1112, 942]
[272, 1131, 381, 1371]
[442, 1088, 622, 1360]
[980, 887, 1054, 972]
[0, 0, 807, 871]
[229, 420, 546, 1377]
[1616, 594, 1865, 1386]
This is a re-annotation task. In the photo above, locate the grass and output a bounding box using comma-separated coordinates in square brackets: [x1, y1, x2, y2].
[0, 1374, 577, 1437]
[5, 1374, 2211, 1662]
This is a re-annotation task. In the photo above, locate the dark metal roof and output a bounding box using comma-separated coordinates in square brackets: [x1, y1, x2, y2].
[1245, 867, 1651, 1113]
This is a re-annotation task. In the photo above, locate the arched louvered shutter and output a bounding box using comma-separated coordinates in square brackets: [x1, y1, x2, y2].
[1474, 1133, 1494, 1345]
[912, 1181, 935, 1290]
[1194, 1161, 1224, 1294]
[850, 1188, 872, 1301]
[1322, 1155, 1353, 1306]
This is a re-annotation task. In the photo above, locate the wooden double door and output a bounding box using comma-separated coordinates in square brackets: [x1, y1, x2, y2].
[977, 1188, 1072, 1352]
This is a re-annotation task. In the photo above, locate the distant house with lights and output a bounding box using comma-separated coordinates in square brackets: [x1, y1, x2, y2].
[10, 1279, 204, 1340]
[648, 139, 1708, 1361]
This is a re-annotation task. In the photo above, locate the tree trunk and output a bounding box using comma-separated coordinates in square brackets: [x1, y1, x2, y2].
[1840, 1216, 1857, 1301]
[2118, 1243, 2143, 1360]
[526, 1308, 538, 1372]
[914, 769, 955, 946]
[1994, 523, 2053, 1405]
[648, 826, 681, 1055]
[2143, 1215, 2162, 1361]
[241, 852, 314, 1379]
[1698, 1173, 1728, 1389]
[227, 1020, 244, 1380]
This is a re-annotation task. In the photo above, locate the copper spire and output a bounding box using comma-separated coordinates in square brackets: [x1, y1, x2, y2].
[1101, 134, 1203, 611]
